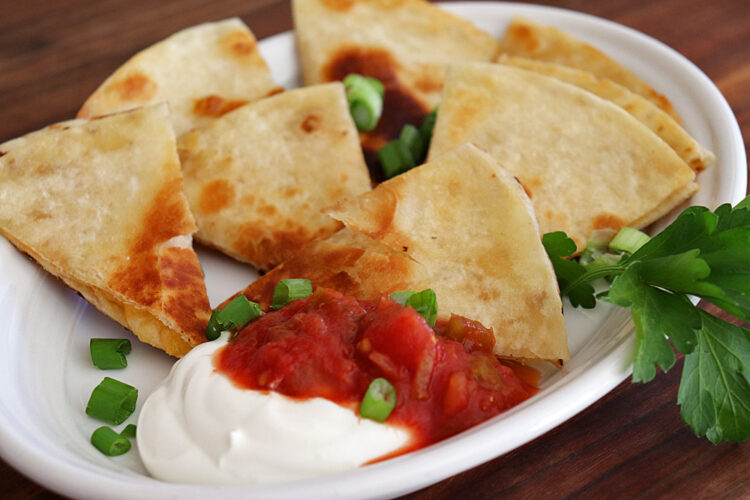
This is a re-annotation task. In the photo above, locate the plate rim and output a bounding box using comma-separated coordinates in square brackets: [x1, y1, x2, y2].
[0, 2, 746, 499]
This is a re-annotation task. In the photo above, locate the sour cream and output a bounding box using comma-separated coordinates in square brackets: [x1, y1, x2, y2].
[137, 333, 412, 485]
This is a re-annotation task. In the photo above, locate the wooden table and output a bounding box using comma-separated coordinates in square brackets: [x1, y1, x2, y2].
[1, 0, 749, 498]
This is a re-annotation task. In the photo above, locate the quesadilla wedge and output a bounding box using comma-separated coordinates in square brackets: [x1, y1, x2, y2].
[428, 63, 698, 252]
[293, 0, 498, 171]
[0, 104, 211, 357]
[237, 144, 569, 363]
[78, 18, 279, 136]
[177, 83, 371, 271]
[497, 55, 714, 172]
[498, 17, 681, 123]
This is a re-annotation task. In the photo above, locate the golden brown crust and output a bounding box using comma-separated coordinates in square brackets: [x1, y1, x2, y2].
[0, 105, 211, 357]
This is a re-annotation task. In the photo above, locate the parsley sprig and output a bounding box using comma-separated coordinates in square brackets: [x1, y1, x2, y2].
[543, 195, 750, 443]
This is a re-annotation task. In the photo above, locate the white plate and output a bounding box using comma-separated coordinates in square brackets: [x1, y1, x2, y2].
[0, 2, 745, 499]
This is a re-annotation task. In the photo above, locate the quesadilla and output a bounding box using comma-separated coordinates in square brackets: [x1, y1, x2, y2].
[0, 104, 211, 357]
[497, 55, 714, 172]
[237, 144, 569, 363]
[498, 17, 681, 123]
[177, 83, 372, 271]
[293, 0, 498, 172]
[78, 18, 279, 136]
[428, 63, 698, 252]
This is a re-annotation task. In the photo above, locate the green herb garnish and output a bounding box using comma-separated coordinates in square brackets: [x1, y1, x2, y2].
[91, 426, 132, 456]
[360, 378, 397, 422]
[206, 295, 262, 340]
[390, 288, 438, 327]
[85, 377, 138, 425]
[343, 74, 384, 132]
[543, 196, 750, 443]
[271, 279, 313, 310]
[89, 338, 131, 370]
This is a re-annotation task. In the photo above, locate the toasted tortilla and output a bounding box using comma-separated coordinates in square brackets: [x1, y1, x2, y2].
[77, 18, 279, 136]
[428, 63, 698, 252]
[0, 105, 211, 357]
[497, 55, 714, 172]
[293, 0, 498, 172]
[236, 144, 569, 363]
[498, 17, 680, 123]
[177, 83, 372, 271]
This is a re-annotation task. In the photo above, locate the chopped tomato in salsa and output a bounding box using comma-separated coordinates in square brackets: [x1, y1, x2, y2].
[215, 288, 537, 453]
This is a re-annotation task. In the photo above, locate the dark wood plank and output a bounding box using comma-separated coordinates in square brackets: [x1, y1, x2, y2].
[1, 0, 749, 498]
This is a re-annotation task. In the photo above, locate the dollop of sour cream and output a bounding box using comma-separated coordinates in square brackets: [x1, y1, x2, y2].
[137, 333, 412, 485]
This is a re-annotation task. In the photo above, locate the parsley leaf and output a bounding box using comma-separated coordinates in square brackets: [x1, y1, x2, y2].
[678, 312, 750, 443]
[541, 232, 595, 308]
[544, 195, 750, 443]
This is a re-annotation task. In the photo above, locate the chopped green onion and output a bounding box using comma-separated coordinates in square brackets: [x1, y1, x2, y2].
[389, 290, 416, 306]
[584, 252, 622, 275]
[120, 423, 137, 439]
[378, 139, 416, 179]
[89, 338, 131, 370]
[91, 426, 132, 456]
[420, 107, 438, 142]
[343, 74, 384, 132]
[206, 295, 262, 340]
[609, 227, 651, 254]
[390, 288, 438, 327]
[271, 279, 313, 309]
[400, 124, 426, 162]
[360, 378, 397, 422]
[85, 377, 138, 425]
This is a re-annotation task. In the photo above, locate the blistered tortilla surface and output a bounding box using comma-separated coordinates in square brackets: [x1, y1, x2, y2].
[0, 105, 211, 357]
[178, 83, 372, 271]
[428, 63, 698, 251]
[77, 18, 278, 136]
[498, 17, 680, 123]
[293, 0, 499, 161]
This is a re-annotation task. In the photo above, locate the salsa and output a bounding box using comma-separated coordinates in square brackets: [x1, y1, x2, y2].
[215, 288, 537, 452]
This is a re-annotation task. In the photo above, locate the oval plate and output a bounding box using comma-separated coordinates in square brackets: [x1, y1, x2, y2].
[0, 2, 745, 499]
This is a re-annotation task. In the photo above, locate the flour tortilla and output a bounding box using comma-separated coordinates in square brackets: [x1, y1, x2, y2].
[497, 55, 714, 172]
[293, 0, 498, 164]
[0, 104, 211, 357]
[78, 18, 279, 136]
[428, 63, 698, 252]
[235, 144, 569, 363]
[177, 83, 372, 271]
[328, 143, 568, 362]
[498, 17, 681, 123]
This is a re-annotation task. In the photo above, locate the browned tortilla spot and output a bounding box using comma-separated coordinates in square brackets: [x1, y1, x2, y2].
[199, 178, 235, 214]
[222, 30, 257, 56]
[161, 247, 211, 340]
[193, 95, 248, 118]
[301, 114, 322, 133]
[321, 0, 355, 11]
[592, 213, 626, 231]
[415, 74, 442, 94]
[109, 176, 193, 306]
[111, 72, 157, 101]
[508, 24, 539, 52]
[233, 222, 313, 271]
[324, 46, 429, 176]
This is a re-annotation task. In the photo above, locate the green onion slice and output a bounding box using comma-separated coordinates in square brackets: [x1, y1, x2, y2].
[120, 423, 137, 439]
[343, 74, 384, 132]
[609, 227, 651, 254]
[271, 279, 313, 310]
[89, 338, 131, 370]
[378, 139, 416, 179]
[390, 289, 438, 327]
[206, 295, 262, 340]
[420, 107, 438, 141]
[85, 377, 138, 425]
[399, 124, 426, 162]
[91, 426, 132, 456]
[360, 378, 397, 422]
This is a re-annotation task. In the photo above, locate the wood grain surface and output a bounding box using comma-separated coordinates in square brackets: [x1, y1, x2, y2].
[1, 1, 749, 498]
